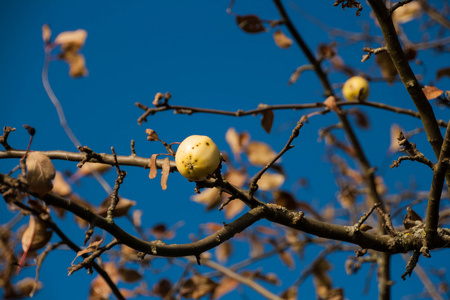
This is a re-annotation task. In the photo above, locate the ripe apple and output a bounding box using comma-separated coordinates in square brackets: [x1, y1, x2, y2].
[175, 135, 221, 181]
[342, 76, 369, 101]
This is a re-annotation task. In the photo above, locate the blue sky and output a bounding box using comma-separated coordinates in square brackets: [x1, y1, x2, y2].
[1, 0, 450, 299]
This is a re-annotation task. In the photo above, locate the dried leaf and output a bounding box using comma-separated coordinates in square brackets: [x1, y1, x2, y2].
[338, 187, 357, 209]
[97, 197, 136, 218]
[145, 129, 159, 141]
[51, 171, 72, 197]
[249, 233, 264, 257]
[180, 275, 217, 300]
[360, 224, 373, 232]
[403, 206, 423, 229]
[148, 154, 159, 179]
[161, 157, 170, 190]
[246, 141, 278, 166]
[436, 67, 450, 81]
[422, 86, 444, 100]
[280, 286, 298, 300]
[312, 259, 332, 299]
[133, 209, 143, 227]
[257, 172, 285, 191]
[215, 241, 232, 263]
[152, 279, 172, 298]
[261, 108, 274, 134]
[89, 263, 119, 300]
[375, 51, 397, 85]
[273, 190, 297, 210]
[349, 109, 370, 129]
[118, 267, 142, 283]
[22, 216, 53, 252]
[191, 187, 222, 210]
[288, 67, 303, 86]
[224, 199, 245, 219]
[60, 51, 88, 77]
[72, 239, 103, 265]
[235, 15, 266, 34]
[273, 30, 293, 49]
[15, 277, 42, 298]
[225, 128, 250, 161]
[212, 277, 239, 300]
[323, 96, 341, 113]
[224, 169, 247, 188]
[279, 250, 295, 270]
[150, 223, 175, 240]
[26, 152, 55, 197]
[54, 29, 87, 51]
[317, 43, 337, 60]
[78, 162, 111, 176]
[42, 24, 51, 44]
[152, 92, 164, 106]
[388, 124, 404, 153]
[392, 2, 421, 24]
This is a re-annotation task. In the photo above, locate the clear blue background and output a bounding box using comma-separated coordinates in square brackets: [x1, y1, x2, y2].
[1, 0, 449, 299]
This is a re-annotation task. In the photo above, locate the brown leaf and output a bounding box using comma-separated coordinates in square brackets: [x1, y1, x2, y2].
[392, 1, 421, 24]
[150, 223, 175, 240]
[388, 124, 404, 153]
[436, 67, 450, 81]
[312, 259, 332, 299]
[224, 169, 247, 188]
[261, 108, 274, 134]
[235, 15, 266, 34]
[89, 262, 119, 300]
[148, 154, 159, 179]
[375, 51, 397, 85]
[273, 190, 297, 210]
[97, 197, 136, 218]
[225, 128, 250, 161]
[54, 29, 87, 51]
[77, 162, 111, 177]
[349, 109, 370, 129]
[180, 275, 217, 300]
[360, 224, 373, 232]
[212, 277, 239, 300]
[280, 286, 298, 300]
[60, 51, 88, 77]
[72, 239, 103, 265]
[145, 129, 159, 141]
[15, 277, 42, 298]
[278, 250, 295, 270]
[288, 67, 303, 86]
[22, 216, 53, 252]
[118, 267, 142, 283]
[132, 209, 143, 227]
[403, 206, 423, 229]
[152, 279, 172, 298]
[161, 157, 170, 190]
[152, 92, 164, 106]
[422, 86, 444, 100]
[273, 30, 293, 49]
[51, 171, 72, 197]
[257, 172, 285, 191]
[224, 199, 245, 219]
[249, 232, 264, 257]
[323, 96, 341, 113]
[246, 141, 278, 166]
[215, 241, 232, 263]
[191, 187, 222, 210]
[26, 152, 55, 197]
[42, 24, 51, 44]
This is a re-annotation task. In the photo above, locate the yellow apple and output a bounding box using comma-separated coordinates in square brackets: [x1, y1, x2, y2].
[342, 76, 369, 101]
[175, 135, 221, 181]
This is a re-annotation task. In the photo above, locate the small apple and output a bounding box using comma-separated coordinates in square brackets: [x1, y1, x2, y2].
[342, 76, 369, 101]
[175, 135, 221, 181]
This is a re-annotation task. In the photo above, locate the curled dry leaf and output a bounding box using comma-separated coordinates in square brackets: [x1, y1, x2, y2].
[180, 275, 218, 300]
[280, 286, 298, 300]
[153, 279, 172, 298]
[257, 172, 285, 191]
[132, 209, 143, 227]
[51, 171, 72, 197]
[212, 277, 239, 300]
[78, 162, 111, 176]
[436, 67, 450, 81]
[42, 24, 51, 44]
[161, 157, 171, 190]
[22, 216, 53, 252]
[312, 259, 332, 299]
[235, 15, 266, 34]
[89, 262, 119, 300]
[260, 106, 274, 134]
[279, 250, 295, 270]
[403, 206, 423, 230]
[15, 278, 42, 298]
[153, 92, 164, 106]
[375, 51, 397, 85]
[273, 29, 293, 49]
[60, 51, 88, 77]
[26, 152, 56, 197]
[422, 86, 444, 100]
[145, 129, 159, 141]
[273, 190, 297, 210]
[224, 169, 247, 187]
[215, 241, 232, 263]
[225, 127, 250, 161]
[388, 124, 404, 153]
[323, 96, 341, 113]
[118, 267, 142, 283]
[224, 199, 246, 219]
[72, 239, 103, 265]
[392, 1, 421, 24]
[191, 187, 222, 210]
[349, 109, 370, 129]
[148, 154, 159, 179]
[246, 141, 278, 166]
[150, 223, 175, 240]
[54, 29, 87, 51]
[98, 196, 136, 218]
